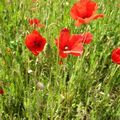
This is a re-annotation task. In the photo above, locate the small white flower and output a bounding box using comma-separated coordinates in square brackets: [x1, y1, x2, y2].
[65, 2, 69, 6]
[28, 69, 33, 74]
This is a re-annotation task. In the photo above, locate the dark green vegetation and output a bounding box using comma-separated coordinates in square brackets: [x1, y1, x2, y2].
[0, 0, 120, 119]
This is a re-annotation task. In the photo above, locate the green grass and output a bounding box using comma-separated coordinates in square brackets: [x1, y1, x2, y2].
[0, 0, 120, 119]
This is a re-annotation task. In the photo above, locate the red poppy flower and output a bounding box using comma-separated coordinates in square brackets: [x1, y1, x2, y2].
[0, 89, 4, 95]
[111, 48, 120, 64]
[29, 18, 45, 27]
[56, 28, 84, 58]
[25, 30, 46, 56]
[70, 0, 104, 26]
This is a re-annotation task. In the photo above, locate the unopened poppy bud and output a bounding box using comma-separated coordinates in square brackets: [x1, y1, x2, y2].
[36, 81, 44, 90]
[0, 89, 4, 95]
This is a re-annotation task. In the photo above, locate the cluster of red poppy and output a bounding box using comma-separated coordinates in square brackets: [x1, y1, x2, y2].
[0, 0, 119, 96]
[24, 0, 120, 65]
[25, 0, 102, 58]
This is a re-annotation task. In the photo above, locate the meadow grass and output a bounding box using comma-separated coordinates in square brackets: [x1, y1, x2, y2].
[0, 0, 120, 119]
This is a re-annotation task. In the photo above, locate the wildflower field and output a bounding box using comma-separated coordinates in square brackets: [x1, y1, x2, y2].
[0, 0, 120, 119]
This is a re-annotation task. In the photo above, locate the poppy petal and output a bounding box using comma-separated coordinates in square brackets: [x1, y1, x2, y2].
[70, 42, 83, 56]
[59, 28, 71, 48]
[84, 13, 104, 23]
[82, 32, 93, 44]
[86, 1, 97, 17]
[111, 48, 120, 64]
[29, 18, 44, 28]
[69, 34, 83, 46]
[70, 2, 87, 20]
[31, 50, 39, 56]
[92, 14, 104, 20]
[75, 19, 85, 26]
[59, 51, 68, 58]
[32, 30, 40, 35]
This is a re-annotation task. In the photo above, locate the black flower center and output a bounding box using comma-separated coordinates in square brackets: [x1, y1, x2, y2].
[34, 40, 41, 47]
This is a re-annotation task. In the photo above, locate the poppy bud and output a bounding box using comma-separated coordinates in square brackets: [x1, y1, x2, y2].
[36, 81, 44, 90]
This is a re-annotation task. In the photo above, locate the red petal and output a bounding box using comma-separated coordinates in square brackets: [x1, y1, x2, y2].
[71, 42, 83, 56]
[59, 28, 71, 48]
[92, 14, 104, 20]
[25, 34, 36, 49]
[83, 13, 104, 24]
[59, 50, 68, 58]
[29, 18, 39, 25]
[71, 3, 86, 20]
[111, 48, 120, 64]
[31, 50, 39, 56]
[86, 1, 97, 17]
[69, 34, 83, 47]
[37, 23, 45, 28]
[69, 35, 84, 56]
[56, 28, 70, 58]
[32, 30, 40, 35]
[29, 18, 44, 27]
[82, 32, 93, 44]
[75, 19, 85, 26]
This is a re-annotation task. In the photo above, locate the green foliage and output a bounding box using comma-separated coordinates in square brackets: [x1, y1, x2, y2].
[0, 0, 120, 120]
